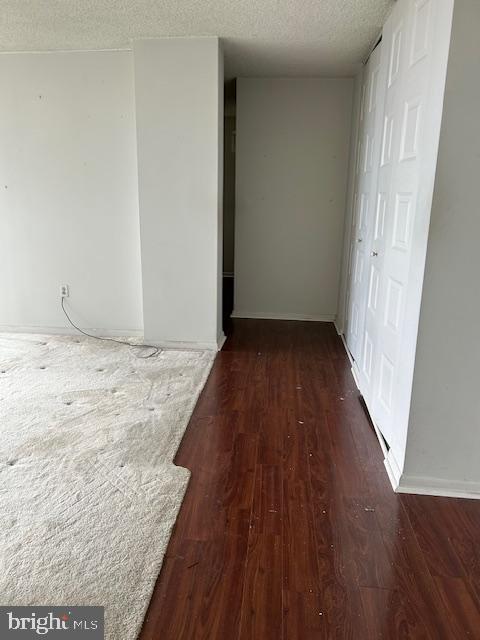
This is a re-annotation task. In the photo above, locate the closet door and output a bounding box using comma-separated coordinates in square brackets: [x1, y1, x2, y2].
[346, 44, 384, 368]
[369, 0, 454, 445]
[355, 43, 390, 406]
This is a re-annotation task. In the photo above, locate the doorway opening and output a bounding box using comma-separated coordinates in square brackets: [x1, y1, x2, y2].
[222, 79, 236, 334]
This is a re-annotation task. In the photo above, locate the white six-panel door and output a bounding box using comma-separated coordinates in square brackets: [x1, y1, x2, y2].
[355, 43, 389, 410]
[370, 0, 451, 450]
[345, 44, 384, 368]
[345, 0, 454, 452]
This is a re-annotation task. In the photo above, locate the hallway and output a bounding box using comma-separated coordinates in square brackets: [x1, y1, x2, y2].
[140, 320, 480, 639]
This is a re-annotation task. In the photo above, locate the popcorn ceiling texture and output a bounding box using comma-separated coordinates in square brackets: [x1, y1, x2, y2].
[0, 332, 215, 639]
[0, 0, 393, 77]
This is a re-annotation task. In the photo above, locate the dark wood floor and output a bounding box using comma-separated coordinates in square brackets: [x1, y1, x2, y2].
[139, 320, 480, 640]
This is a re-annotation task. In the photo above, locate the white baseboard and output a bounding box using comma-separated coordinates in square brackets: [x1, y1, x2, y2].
[334, 320, 343, 335]
[332, 323, 480, 500]
[384, 448, 480, 499]
[384, 449, 402, 490]
[217, 332, 227, 351]
[335, 327, 357, 372]
[231, 310, 335, 322]
[0, 325, 222, 352]
[0, 324, 143, 338]
[396, 473, 480, 500]
[148, 338, 221, 351]
[350, 361, 361, 389]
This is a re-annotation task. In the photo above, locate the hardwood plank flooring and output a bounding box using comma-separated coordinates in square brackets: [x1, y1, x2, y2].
[139, 319, 480, 640]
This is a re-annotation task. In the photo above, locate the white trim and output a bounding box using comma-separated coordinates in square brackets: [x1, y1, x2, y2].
[396, 474, 480, 500]
[384, 449, 402, 490]
[366, 414, 390, 459]
[342, 338, 355, 369]
[334, 320, 343, 335]
[0, 324, 143, 338]
[231, 310, 335, 322]
[337, 330, 400, 492]
[0, 325, 221, 352]
[0, 48, 132, 55]
[148, 339, 221, 351]
[217, 332, 227, 351]
[350, 361, 361, 389]
[331, 290, 480, 501]
[335, 325, 360, 370]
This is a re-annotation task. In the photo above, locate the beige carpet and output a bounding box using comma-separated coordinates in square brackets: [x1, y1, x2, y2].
[0, 332, 215, 639]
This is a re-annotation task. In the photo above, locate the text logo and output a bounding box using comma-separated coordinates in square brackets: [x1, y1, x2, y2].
[0, 607, 104, 639]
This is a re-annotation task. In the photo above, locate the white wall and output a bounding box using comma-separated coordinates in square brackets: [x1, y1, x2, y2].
[134, 38, 224, 348]
[223, 115, 236, 275]
[234, 78, 353, 321]
[216, 49, 225, 344]
[0, 51, 143, 334]
[336, 73, 362, 334]
[401, 0, 480, 496]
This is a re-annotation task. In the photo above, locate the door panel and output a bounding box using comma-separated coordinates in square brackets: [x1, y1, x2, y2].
[345, 44, 385, 368]
[369, 0, 448, 445]
[352, 43, 389, 403]
[344, 0, 454, 450]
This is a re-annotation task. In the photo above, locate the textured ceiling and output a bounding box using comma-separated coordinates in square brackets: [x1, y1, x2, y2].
[0, 0, 394, 78]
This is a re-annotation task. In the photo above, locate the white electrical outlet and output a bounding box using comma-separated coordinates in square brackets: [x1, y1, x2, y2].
[60, 284, 70, 298]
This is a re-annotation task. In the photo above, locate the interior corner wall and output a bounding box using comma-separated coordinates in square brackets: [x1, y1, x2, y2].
[0, 51, 143, 334]
[336, 73, 363, 334]
[401, 0, 480, 496]
[223, 116, 236, 275]
[233, 78, 353, 321]
[134, 38, 223, 349]
[216, 47, 225, 346]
